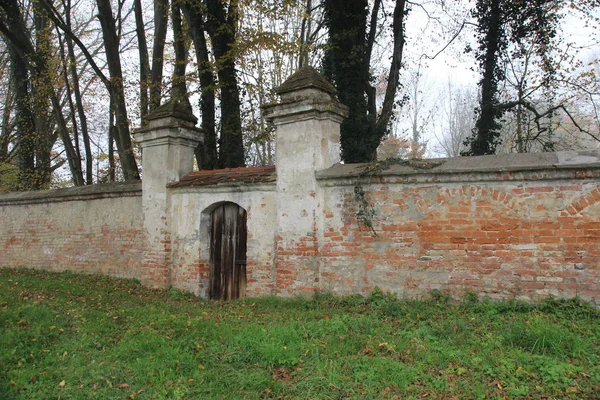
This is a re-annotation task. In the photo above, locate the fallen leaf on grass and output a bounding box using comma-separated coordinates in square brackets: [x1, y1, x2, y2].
[117, 383, 130, 389]
[58, 380, 66, 387]
[129, 388, 145, 399]
[272, 367, 291, 382]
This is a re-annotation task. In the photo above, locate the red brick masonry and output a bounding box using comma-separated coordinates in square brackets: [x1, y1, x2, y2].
[1, 152, 599, 304]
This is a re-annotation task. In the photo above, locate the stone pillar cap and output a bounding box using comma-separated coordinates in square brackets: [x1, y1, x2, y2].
[275, 66, 337, 97]
[146, 99, 198, 128]
[263, 67, 348, 124]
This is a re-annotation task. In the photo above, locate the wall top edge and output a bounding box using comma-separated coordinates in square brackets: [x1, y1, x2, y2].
[316, 150, 600, 181]
[0, 181, 142, 205]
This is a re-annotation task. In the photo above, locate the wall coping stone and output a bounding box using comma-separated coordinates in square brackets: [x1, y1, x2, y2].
[316, 150, 600, 185]
[0, 181, 142, 205]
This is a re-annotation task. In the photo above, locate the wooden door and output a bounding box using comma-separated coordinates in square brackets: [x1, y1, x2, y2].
[209, 203, 247, 300]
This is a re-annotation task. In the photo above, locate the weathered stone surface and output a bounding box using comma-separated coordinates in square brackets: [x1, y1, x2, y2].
[317, 150, 600, 181]
[168, 184, 277, 297]
[145, 98, 198, 126]
[275, 66, 337, 96]
[0, 181, 141, 204]
[0, 190, 143, 279]
[1, 68, 599, 305]
[134, 111, 203, 289]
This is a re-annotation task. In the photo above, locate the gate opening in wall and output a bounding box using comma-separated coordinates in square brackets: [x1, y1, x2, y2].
[209, 202, 247, 300]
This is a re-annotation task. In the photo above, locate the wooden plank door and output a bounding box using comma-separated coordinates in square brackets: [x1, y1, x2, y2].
[209, 203, 247, 300]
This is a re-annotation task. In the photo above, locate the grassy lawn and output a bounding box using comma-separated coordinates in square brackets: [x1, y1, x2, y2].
[0, 268, 599, 399]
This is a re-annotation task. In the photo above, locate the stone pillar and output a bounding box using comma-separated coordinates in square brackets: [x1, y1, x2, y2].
[263, 67, 348, 296]
[133, 101, 203, 288]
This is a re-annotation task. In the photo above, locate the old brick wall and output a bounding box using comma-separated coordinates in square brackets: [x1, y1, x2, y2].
[1, 151, 599, 305]
[314, 164, 600, 305]
[0, 182, 144, 280]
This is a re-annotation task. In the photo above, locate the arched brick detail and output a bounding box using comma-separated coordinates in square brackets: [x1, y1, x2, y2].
[429, 185, 520, 215]
[563, 187, 600, 216]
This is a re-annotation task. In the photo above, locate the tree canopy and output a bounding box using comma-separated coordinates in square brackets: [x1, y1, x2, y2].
[0, 0, 597, 191]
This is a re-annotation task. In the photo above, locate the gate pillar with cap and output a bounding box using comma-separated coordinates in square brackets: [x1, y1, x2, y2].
[263, 67, 349, 295]
[134, 100, 204, 288]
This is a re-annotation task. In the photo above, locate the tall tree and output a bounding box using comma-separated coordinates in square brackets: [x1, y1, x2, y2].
[133, 0, 150, 123]
[323, 0, 407, 163]
[464, 0, 560, 155]
[436, 81, 477, 157]
[60, 0, 93, 184]
[204, 0, 245, 168]
[96, 0, 140, 180]
[0, 0, 84, 188]
[185, 0, 245, 168]
[182, 0, 218, 169]
[171, 0, 188, 104]
[149, 0, 169, 112]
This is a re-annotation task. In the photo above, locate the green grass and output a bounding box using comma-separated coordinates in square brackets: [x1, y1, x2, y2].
[1, 268, 599, 399]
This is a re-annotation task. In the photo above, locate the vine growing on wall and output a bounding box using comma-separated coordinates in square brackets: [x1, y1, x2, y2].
[353, 157, 444, 235]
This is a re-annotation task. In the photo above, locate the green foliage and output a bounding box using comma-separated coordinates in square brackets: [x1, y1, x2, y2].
[0, 162, 19, 193]
[1, 268, 599, 399]
[323, 0, 377, 163]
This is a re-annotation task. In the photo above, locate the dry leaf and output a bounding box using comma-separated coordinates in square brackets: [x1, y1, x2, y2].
[118, 383, 130, 389]
[58, 380, 66, 387]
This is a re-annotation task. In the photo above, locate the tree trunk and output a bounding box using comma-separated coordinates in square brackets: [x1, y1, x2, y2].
[470, 0, 502, 155]
[323, 0, 371, 163]
[373, 0, 407, 151]
[204, 0, 245, 168]
[0, 77, 14, 163]
[134, 0, 150, 124]
[182, 0, 218, 169]
[32, 2, 54, 188]
[7, 44, 36, 190]
[171, 0, 188, 103]
[64, 12, 93, 184]
[149, 0, 169, 111]
[96, 0, 140, 180]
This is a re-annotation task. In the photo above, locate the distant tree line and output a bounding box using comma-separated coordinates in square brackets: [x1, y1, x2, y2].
[0, 0, 598, 192]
